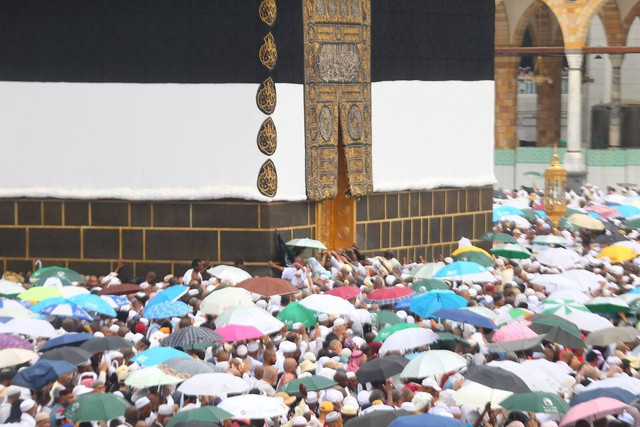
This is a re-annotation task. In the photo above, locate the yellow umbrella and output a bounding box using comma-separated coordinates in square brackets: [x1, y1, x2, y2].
[566, 213, 605, 231]
[18, 286, 63, 302]
[597, 245, 638, 263]
[451, 246, 491, 258]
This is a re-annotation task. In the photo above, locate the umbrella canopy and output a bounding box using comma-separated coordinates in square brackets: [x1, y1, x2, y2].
[435, 332, 470, 347]
[585, 375, 640, 395]
[68, 294, 117, 317]
[277, 375, 337, 396]
[432, 308, 496, 330]
[462, 365, 531, 393]
[98, 284, 142, 295]
[0, 300, 28, 310]
[177, 372, 250, 395]
[355, 355, 409, 384]
[158, 358, 221, 377]
[12, 359, 75, 388]
[521, 359, 573, 383]
[276, 301, 318, 329]
[81, 336, 132, 353]
[0, 307, 34, 318]
[570, 387, 637, 406]
[325, 286, 362, 300]
[388, 413, 465, 427]
[0, 279, 26, 297]
[344, 410, 412, 427]
[0, 318, 57, 337]
[236, 277, 298, 297]
[18, 286, 63, 301]
[493, 205, 524, 221]
[547, 289, 590, 304]
[63, 392, 131, 422]
[536, 248, 581, 269]
[500, 392, 569, 414]
[532, 235, 570, 246]
[299, 294, 356, 315]
[432, 261, 496, 283]
[400, 349, 467, 379]
[410, 262, 445, 280]
[409, 290, 468, 318]
[487, 335, 546, 353]
[215, 305, 285, 335]
[585, 326, 639, 346]
[0, 348, 37, 369]
[566, 213, 606, 231]
[369, 310, 403, 325]
[560, 310, 613, 332]
[530, 275, 585, 293]
[560, 270, 604, 292]
[216, 324, 264, 342]
[528, 315, 584, 348]
[143, 300, 191, 319]
[29, 266, 85, 287]
[409, 279, 448, 294]
[364, 287, 416, 305]
[130, 347, 192, 367]
[585, 205, 622, 220]
[161, 326, 222, 350]
[487, 360, 560, 393]
[166, 406, 234, 427]
[478, 232, 517, 243]
[498, 215, 532, 228]
[453, 251, 494, 267]
[491, 322, 539, 342]
[585, 297, 630, 314]
[41, 346, 93, 366]
[285, 238, 327, 251]
[491, 243, 531, 259]
[465, 306, 497, 319]
[124, 367, 183, 387]
[59, 286, 90, 298]
[559, 397, 628, 427]
[593, 233, 627, 245]
[374, 323, 421, 342]
[36, 302, 93, 320]
[146, 285, 189, 308]
[212, 267, 252, 284]
[378, 327, 438, 356]
[453, 382, 513, 409]
[598, 245, 638, 263]
[0, 334, 34, 350]
[217, 394, 289, 419]
[541, 299, 590, 316]
[200, 287, 254, 316]
[613, 240, 640, 253]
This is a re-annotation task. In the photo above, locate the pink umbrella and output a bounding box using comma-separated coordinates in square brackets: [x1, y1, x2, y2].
[491, 322, 538, 343]
[585, 205, 621, 220]
[559, 397, 628, 427]
[325, 286, 362, 300]
[216, 324, 264, 343]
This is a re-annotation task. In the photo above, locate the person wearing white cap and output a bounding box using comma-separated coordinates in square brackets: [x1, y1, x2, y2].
[245, 340, 263, 372]
[135, 396, 155, 425]
[19, 399, 37, 427]
[276, 340, 298, 372]
[292, 415, 308, 426]
[0, 385, 21, 423]
[153, 404, 174, 427]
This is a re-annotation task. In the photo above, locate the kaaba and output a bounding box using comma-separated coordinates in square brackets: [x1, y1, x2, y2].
[0, 0, 495, 276]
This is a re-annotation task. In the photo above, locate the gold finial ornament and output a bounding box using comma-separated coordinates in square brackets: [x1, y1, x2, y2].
[544, 145, 567, 233]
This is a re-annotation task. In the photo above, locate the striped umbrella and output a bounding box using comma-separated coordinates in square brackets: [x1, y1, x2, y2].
[541, 299, 590, 316]
[364, 287, 416, 305]
[37, 302, 93, 321]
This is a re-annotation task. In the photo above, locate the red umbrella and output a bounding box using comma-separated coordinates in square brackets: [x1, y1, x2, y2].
[584, 205, 621, 220]
[325, 286, 361, 300]
[98, 284, 141, 295]
[560, 397, 628, 427]
[364, 287, 416, 305]
[236, 277, 299, 297]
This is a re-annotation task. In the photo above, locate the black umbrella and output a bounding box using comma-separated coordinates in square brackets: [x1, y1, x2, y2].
[161, 326, 222, 350]
[462, 365, 531, 393]
[41, 346, 93, 366]
[344, 409, 412, 427]
[80, 336, 132, 354]
[356, 355, 408, 384]
[593, 233, 626, 244]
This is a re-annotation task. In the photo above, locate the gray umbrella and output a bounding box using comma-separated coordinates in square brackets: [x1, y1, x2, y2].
[486, 335, 546, 353]
[158, 357, 222, 378]
[160, 327, 222, 350]
[462, 365, 531, 393]
[80, 336, 132, 354]
[585, 326, 640, 347]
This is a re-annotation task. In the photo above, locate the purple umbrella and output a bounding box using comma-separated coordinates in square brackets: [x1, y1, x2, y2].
[0, 333, 34, 350]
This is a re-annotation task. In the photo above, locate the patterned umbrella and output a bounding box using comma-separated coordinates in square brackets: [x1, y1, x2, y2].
[29, 266, 85, 287]
[453, 251, 495, 267]
[409, 279, 448, 294]
[541, 299, 590, 316]
[36, 302, 93, 321]
[158, 357, 221, 378]
[368, 310, 403, 325]
[364, 287, 416, 305]
[374, 323, 421, 342]
[0, 334, 34, 350]
[491, 243, 531, 259]
[478, 232, 517, 243]
[0, 300, 29, 309]
[143, 300, 191, 319]
[146, 286, 189, 308]
[161, 326, 222, 350]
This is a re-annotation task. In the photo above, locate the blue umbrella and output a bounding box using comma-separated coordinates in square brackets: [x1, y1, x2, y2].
[39, 332, 94, 351]
[432, 308, 496, 329]
[37, 302, 93, 321]
[614, 205, 640, 218]
[409, 290, 468, 319]
[535, 210, 548, 219]
[101, 295, 130, 309]
[30, 297, 68, 313]
[629, 287, 640, 295]
[0, 300, 29, 309]
[131, 347, 191, 366]
[493, 206, 524, 222]
[146, 285, 188, 308]
[69, 294, 117, 317]
[143, 301, 191, 319]
[388, 413, 465, 427]
[587, 211, 603, 220]
[569, 387, 636, 406]
[12, 359, 75, 388]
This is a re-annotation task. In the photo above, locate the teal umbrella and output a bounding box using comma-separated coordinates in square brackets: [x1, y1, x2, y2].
[277, 375, 337, 396]
[410, 279, 449, 294]
[63, 392, 131, 422]
[478, 232, 517, 243]
[374, 323, 421, 342]
[453, 251, 494, 267]
[166, 406, 233, 427]
[276, 301, 318, 329]
[499, 392, 569, 414]
[29, 266, 85, 287]
[369, 310, 403, 325]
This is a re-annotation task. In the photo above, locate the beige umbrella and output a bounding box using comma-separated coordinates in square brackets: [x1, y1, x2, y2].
[566, 213, 605, 231]
[200, 287, 254, 316]
[0, 349, 37, 369]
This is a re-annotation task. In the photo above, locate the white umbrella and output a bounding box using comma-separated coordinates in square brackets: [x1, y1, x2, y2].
[464, 306, 497, 319]
[605, 194, 627, 204]
[487, 360, 560, 393]
[0, 307, 34, 318]
[201, 287, 254, 316]
[559, 310, 612, 332]
[214, 305, 284, 335]
[378, 328, 438, 356]
[59, 286, 90, 298]
[400, 349, 466, 378]
[0, 318, 57, 337]
[286, 238, 327, 251]
[498, 215, 531, 228]
[547, 289, 590, 304]
[0, 349, 38, 369]
[206, 265, 231, 278]
[410, 262, 445, 280]
[299, 294, 356, 315]
[532, 235, 570, 246]
[559, 270, 605, 292]
[453, 382, 513, 409]
[585, 375, 640, 395]
[0, 279, 26, 296]
[124, 367, 183, 388]
[530, 275, 584, 293]
[520, 359, 572, 383]
[177, 373, 250, 396]
[217, 394, 289, 419]
[536, 248, 581, 270]
[613, 240, 640, 254]
[217, 267, 252, 284]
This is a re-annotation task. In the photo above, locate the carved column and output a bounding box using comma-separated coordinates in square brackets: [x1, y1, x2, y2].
[608, 53, 624, 148]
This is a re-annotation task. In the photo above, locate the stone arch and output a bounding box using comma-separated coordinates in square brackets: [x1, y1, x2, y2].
[544, 0, 610, 48]
[622, 0, 640, 39]
[513, 0, 564, 48]
[597, 0, 626, 46]
[496, 0, 511, 47]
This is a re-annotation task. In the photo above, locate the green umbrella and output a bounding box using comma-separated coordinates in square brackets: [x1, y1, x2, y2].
[478, 232, 517, 243]
[410, 262, 445, 280]
[584, 297, 630, 314]
[619, 293, 640, 313]
[499, 392, 569, 414]
[520, 208, 538, 222]
[491, 243, 531, 259]
[277, 375, 337, 396]
[18, 286, 63, 302]
[374, 323, 421, 342]
[410, 279, 449, 294]
[532, 235, 570, 246]
[63, 392, 131, 421]
[453, 251, 494, 267]
[625, 217, 640, 228]
[369, 310, 403, 325]
[541, 299, 590, 316]
[276, 301, 318, 330]
[29, 266, 85, 287]
[528, 314, 585, 348]
[558, 216, 579, 230]
[432, 332, 470, 350]
[166, 406, 234, 427]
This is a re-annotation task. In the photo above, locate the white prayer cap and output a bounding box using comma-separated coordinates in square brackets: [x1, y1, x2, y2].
[279, 341, 297, 353]
[236, 345, 248, 357]
[247, 341, 260, 352]
[20, 399, 36, 412]
[135, 396, 151, 409]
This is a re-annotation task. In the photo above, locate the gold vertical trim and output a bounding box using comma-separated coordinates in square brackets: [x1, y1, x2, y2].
[119, 228, 123, 259]
[80, 227, 84, 259]
[88, 203, 92, 226]
[142, 228, 146, 260]
[127, 204, 131, 227]
[13, 202, 17, 225]
[40, 201, 44, 225]
[217, 230, 221, 263]
[61, 202, 66, 226]
[189, 204, 193, 229]
[150, 204, 154, 228]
